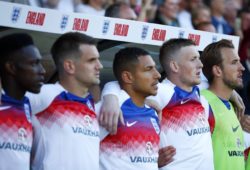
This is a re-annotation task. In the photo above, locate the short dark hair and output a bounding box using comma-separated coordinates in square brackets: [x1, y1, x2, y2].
[105, 3, 126, 18]
[159, 38, 196, 76]
[51, 32, 96, 73]
[113, 47, 150, 84]
[201, 39, 234, 84]
[0, 33, 34, 72]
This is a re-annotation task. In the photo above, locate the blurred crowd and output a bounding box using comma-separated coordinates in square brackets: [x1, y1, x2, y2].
[0, 0, 248, 35]
[2, 0, 250, 57]
[1, 0, 250, 113]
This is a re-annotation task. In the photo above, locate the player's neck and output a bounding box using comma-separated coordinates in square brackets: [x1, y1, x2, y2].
[130, 96, 145, 108]
[169, 75, 193, 92]
[2, 79, 25, 101]
[208, 81, 232, 100]
[171, 80, 193, 92]
[59, 79, 89, 98]
[123, 87, 145, 107]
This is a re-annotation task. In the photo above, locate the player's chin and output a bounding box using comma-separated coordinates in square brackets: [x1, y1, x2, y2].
[194, 78, 201, 85]
[29, 86, 42, 94]
[93, 79, 101, 85]
[236, 81, 244, 89]
[150, 89, 158, 96]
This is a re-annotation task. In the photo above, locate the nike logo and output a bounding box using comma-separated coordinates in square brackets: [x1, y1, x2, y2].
[0, 106, 11, 111]
[181, 99, 190, 105]
[126, 121, 137, 127]
[232, 125, 239, 132]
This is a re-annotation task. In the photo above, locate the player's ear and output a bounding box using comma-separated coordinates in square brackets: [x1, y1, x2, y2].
[63, 59, 75, 74]
[5, 61, 16, 76]
[212, 65, 222, 78]
[121, 71, 133, 84]
[170, 60, 179, 73]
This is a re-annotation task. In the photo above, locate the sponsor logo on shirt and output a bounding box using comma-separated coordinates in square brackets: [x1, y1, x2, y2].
[126, 121, 137, 127]
[129, 141, 158, 164]
[0, 106, 11, 111]
[83, 115, 92, 128]
[18, 127, 28, 143]
[180, 99, 190, 105]
[198, 115, 206, 126]
[72, 115, 99, 137]
[232, 125, 239, 132]
[228, 150, 244, 157]
[0, 142, 31, 153]
[0, 127, 31, 153]
[227, 138, 244, 157]
[130, 156, 158, 163]
[186, 126, 210, 136]
[236, 138, 242, 148]
[145, 142, 153, 155]
[72, 126, 99, 137]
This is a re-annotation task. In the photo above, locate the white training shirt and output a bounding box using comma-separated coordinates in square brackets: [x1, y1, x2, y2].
[99, 90, 160, 170]
[155, 80, 214, 170]
[0, 94, 32, 170]
[27, 83, 100, 170]
[102, 80, 214, 170]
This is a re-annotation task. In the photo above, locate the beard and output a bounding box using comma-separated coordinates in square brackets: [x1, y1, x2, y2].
[223, 76, 243, 90]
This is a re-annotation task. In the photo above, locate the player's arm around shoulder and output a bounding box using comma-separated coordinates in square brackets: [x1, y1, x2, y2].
[230, 90, 245, 120]
[147, 81, 173, 111]
[95, 101, 109, 140]
[99, 81, 124, 135]
[26, 83, 63, 115]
